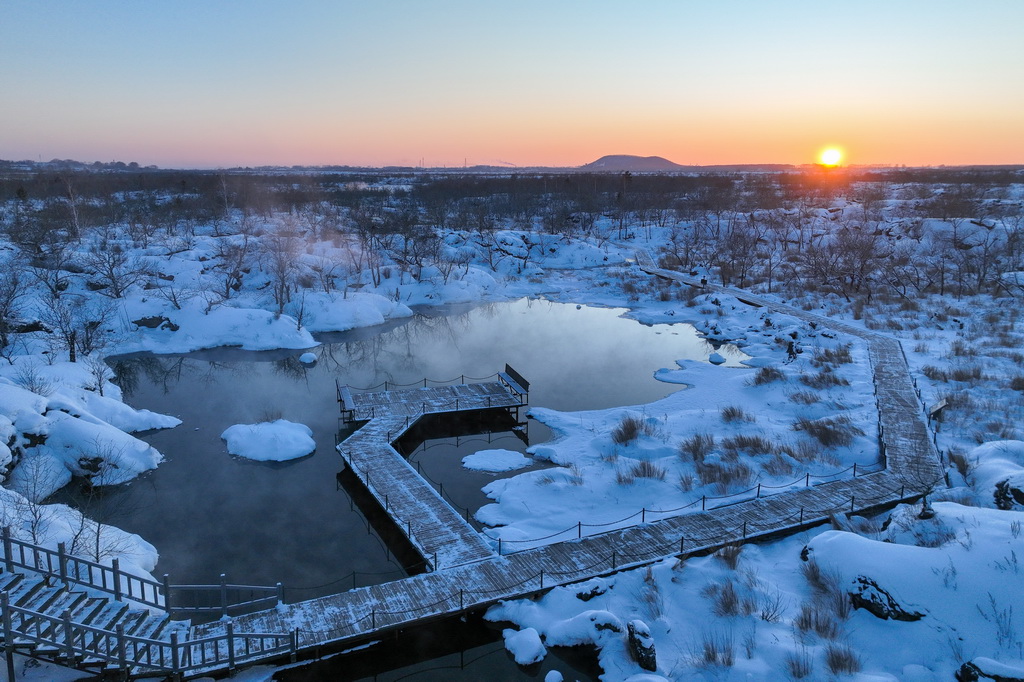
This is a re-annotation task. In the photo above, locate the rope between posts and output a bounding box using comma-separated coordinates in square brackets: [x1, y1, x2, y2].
[343, 373, 500, 392]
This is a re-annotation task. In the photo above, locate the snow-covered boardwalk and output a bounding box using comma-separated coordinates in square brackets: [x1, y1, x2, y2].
[197, 263, 943, 671]
[4, 264, 945, 678]
[337, 381, 526, 568]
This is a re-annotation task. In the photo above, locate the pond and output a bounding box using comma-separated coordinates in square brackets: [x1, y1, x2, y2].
[52, 297, 745, 679]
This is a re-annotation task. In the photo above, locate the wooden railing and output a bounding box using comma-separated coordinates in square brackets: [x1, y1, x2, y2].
[1, 528, 282, 618]
[0, 592, 296, 676]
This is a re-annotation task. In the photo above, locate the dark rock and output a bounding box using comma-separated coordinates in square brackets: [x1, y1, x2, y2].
[995, 479, 1024, 510]
[12, 320, 49, 334]
[575, 584, 607, 602]
[627, 620, 657, 672]
[85, 281, 108, 291]
[957, 657, 1024, 681]
[132, 316, 180, 332]
[848, 576, 924, 621]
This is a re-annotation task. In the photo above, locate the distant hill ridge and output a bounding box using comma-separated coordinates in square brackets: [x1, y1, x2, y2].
[579, 155, 685, 172]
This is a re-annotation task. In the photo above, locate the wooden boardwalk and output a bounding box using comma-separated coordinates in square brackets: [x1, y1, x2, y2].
[4, 261, 946, 678]
[337, 381, 525, 569]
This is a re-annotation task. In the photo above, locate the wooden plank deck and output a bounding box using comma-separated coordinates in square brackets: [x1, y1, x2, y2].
[182, 259, 948, 676]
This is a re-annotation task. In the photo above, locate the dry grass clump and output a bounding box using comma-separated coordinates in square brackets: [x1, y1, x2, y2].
[948, 364, 983, 382]
[611, 414, 659, 444]
[921, 365, 949, 381]
[721, 434, 778, 458]
[1010, 375, 1024, 391]
[824, 643, 861, 674]
[812, 344, 853, 367]
[946, 339, 976, 358]
[788, 390, 820, 405]
[720, 405, 753, 423]
[786, 649, 814, 678]
[679, 433, 716, 463]
[697, 461, 754, 494]
[799, 368, 849, 390]
[793, 415, 863, 448]
[750, 365, 785, 386]
[630, 459, 667, 481]
[794, 604, 841, 640]
[715, 543, 743, 570]
[763, 452, 795, 477]
[695, 630, 735, 667]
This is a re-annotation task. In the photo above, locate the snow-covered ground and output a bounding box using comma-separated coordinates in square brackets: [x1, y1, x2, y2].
[2, 172, 1023, 679]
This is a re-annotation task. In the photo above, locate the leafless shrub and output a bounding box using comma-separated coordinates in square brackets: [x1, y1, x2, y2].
[799, 368, 849, 389]
[793, 415, 863, 448]
[680, 433, 715, 463]
[750, 365, 785, 386]
[788, 391, 820, 405]
[630, 459, 667, 481]
[759, 588, 787, 623]
[13, 363, 55, 396]
[824, 643, 861, 674]
[612, 414, 659, 444]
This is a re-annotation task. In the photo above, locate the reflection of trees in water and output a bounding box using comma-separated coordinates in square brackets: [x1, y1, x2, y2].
[317, 307, 489, 386]
[272, 356, 312, 383]
[108, 355, 255, 395]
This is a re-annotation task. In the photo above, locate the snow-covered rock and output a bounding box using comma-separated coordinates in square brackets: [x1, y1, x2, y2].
[462, 449, 531, 472]
[221, 420, 315, 461]
[502, 627, 546, 665]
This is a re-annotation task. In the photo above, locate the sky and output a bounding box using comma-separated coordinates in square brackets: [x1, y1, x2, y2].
[2, 0, 1023, 169]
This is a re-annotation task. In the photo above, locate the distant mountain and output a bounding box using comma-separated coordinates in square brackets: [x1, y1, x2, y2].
[579, 155, 685, 172]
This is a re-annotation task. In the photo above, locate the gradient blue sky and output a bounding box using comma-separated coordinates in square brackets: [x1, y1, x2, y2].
[2, 1, 1022, 168]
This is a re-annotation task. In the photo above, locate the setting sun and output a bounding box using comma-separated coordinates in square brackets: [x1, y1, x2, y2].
[820, 147, 843, 166]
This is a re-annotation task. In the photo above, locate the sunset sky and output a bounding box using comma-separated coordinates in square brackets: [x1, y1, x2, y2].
[2, 1, 1022, 169]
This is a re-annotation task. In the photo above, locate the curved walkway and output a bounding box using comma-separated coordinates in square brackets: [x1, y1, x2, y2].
[3, 255, 945, 677]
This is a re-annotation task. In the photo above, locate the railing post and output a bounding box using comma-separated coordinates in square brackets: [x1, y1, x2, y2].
[701, 495, 706, 511]
[50, 542, 67, 587]
[2, 593, 15, 682]
[799, 507, 804, 524]
[612, 551, 617, 569]
[459, 589, 464, 610]
[63, 609, 74, 663]
[170, 631, 180, 673]
[371, 608, 376, 630]
[756, 483, 761, 498]
[163, 574, 172, 614]
[433, 552, 437, 570]
[220, 573, 228, 618]
[116, 622, 127, 673]
[850, 496, 855, 513]
[539, 570, 544, 589]
[497, 538, 502, 555]
[679, 537, 684, 554]
[853, 463, 858, 477]
[112, 558, 122, 602]
[291, 629, 299, 662]
[2, 527, 13, 573]
[227, 620, 236, 672]
[277, 582, 284, 605]
[577, 522, 581, 539]
[805, 473, 810, 487]
[641, 508, 646, 523]
[742, 521, 747, 538]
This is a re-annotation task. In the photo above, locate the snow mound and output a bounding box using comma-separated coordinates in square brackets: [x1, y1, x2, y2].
[462, 449, 531, 472]
[221, 420, 315, 461]
[502, 627, 546, 665]
[298, 352, 317, 364]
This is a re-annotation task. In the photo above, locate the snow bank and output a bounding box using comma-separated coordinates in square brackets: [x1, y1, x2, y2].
[221, 420, 316, 461]
[284, 292, 412, 333]
[462, 449, 531, 472]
